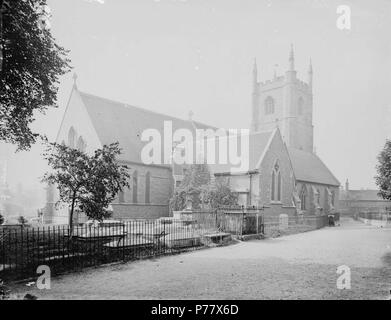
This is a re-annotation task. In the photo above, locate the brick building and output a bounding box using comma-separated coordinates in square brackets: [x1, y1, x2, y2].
[339, 179, 391, 215]
[45, 84, 214, 224]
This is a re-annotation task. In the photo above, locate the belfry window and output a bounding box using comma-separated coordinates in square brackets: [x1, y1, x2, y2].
[264, 96, 275, 115]
[271, 160, 282, 202]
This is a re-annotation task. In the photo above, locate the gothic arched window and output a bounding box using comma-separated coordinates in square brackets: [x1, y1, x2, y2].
[77, 136, 87, 152]
[118, 190, 125, 203]
[145, 172, 151, 204]
[68, 127, 76, 148]
[132, 171, 138, 203]
[300, 185, 307, 210]
[271, 160, 282, 202]
[331, 190, 335, 206]
[316, 189, 321, 206]
[298, 97, 304, 115]
[264, 96, 275, 115]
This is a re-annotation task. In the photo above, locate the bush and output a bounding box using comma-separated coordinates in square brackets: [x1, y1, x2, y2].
[170, 164, 211, 211]
[17, 216, 28, 225]
[376, 139, 391, 200]
[0, 280, 10, 300]
[200, 178, 238, 209]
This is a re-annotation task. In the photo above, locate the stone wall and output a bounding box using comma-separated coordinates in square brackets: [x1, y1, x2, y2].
[262, 204, 297, 219]
[111, 204, 169, 219]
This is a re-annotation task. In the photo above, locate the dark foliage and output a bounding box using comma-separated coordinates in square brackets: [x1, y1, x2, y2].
[375, 139, 391, 200]
[170, 164, 211, 211]
[0, 0, 70, 149]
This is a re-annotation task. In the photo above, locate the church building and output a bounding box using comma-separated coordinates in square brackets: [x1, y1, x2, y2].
[45, 45, 340, 224]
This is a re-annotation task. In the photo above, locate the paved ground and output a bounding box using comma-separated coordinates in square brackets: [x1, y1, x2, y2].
[10, 218, 391, 299]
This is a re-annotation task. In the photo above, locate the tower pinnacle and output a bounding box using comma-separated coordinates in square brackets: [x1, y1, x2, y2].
[289, 44, 295, 71]
[253, 58, 258, 83]
[308, 58, 313, 89]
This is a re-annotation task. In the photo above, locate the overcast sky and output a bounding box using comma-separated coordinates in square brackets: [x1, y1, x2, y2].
[2, 0, 391, 198]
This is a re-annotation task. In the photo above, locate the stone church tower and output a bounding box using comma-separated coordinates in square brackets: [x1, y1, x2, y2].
[251, 45, 314, 153]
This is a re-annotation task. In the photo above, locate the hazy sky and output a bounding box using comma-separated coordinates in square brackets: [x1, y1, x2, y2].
[2, 0, 391, 197]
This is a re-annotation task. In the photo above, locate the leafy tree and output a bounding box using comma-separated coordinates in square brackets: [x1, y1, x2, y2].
[43, 142, 90, 231]
[200, 178, 238, 209]
[78, 143, 130, 221]
[42, 141, 130, 234]
[170, 164, 211, 211]
[170, 189, 187, 212]
[0, 0, 70, 150]
[17, 215, 28, 225]
[180, 164, 211, 188]
[375, 139, 391, 200]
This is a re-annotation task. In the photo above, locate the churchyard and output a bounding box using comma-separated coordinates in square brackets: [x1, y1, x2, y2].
[7, 217, 391, 300]
[0, 206, 330, 282]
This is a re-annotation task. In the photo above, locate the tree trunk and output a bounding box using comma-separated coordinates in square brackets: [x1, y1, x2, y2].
[69, 191, 76, 239]
[0, 0, 4, 72]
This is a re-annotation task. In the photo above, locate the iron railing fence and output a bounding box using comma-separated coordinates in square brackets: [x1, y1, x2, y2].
[357, 210, 391, 221]
[0, 218, 228, 281]
[0, 208, 331, 280]
[183, 206, 328, 237]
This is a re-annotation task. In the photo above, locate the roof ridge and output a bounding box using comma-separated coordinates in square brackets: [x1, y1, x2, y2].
[312, 152, 340, 186]
[78, 90, 216, 130]
[287, 146, 340, 186]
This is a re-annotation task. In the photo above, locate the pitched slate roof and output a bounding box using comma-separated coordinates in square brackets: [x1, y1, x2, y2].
[78, 90, 216, 164]
[77, 90, 339, 187]
[209, 130, 275, 174]
[287, 147, 340, 186]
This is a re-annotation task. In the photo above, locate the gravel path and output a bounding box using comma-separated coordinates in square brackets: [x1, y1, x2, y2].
[10, 218, 391, 299]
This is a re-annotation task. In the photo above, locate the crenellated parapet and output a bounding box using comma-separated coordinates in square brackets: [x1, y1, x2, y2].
[251, 44, 314, 153]
[294, 79, 311, 93]
[259, 75, 285, 87]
